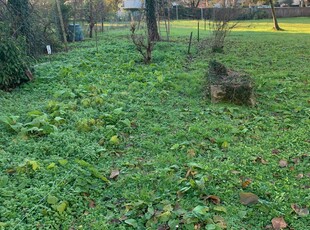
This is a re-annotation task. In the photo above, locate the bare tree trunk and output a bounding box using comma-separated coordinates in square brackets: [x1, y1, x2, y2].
[73, 0, 77, 42]
[89, 0, 94, 38]
[269, 0, 281, 30]
[55, 0, 68, 51]
[145, 0, 160, 41]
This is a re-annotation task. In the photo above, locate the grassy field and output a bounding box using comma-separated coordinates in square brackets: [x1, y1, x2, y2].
[0, 18, 309, 229]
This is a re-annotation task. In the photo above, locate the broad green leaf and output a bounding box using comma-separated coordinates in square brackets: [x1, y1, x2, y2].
[158, 211, 171, 222]
[170, 144, 179, 150]
[56, 201, 68, 213]
[192, 205, 209, 216]
[221, 141, 229, 149]
[47, 195, 58, 205]
[47, 162, 56, 169]
[110, 135, 120, 145]
[28, 160, 39, 171]
[27, 110, 44, 117]
[58, 159, 68, 166]
[124, 219, 138, 228]
[213, 206, 227, 213]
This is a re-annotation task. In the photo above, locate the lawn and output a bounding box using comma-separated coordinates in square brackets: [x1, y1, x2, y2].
[0, 17, 309, 229]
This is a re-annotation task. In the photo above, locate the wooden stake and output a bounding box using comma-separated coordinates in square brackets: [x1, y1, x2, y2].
[197, 21, 200, 42]
[188, 32, 193, 54]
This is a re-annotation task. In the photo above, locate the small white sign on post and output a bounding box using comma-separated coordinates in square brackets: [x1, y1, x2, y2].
[46, 45, 52, 55]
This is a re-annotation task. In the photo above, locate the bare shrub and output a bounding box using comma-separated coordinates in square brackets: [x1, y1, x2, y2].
[209, 9, 238, 53]
[130, 23, 155, 64]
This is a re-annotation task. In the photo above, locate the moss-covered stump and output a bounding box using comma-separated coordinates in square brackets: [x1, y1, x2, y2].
[208, 60, 255, 106]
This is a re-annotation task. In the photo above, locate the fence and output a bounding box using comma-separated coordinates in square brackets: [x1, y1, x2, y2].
[167, 7, 310, 20]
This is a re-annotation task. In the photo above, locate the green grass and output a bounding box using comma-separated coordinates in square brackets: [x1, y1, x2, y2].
[0, 18, 309, 229]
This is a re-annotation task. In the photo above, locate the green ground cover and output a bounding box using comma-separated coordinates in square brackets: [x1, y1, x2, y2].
[0, 18, 309, 229]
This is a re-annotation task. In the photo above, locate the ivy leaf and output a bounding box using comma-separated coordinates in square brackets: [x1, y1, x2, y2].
[28, 160, 39, 171]
[47, 162, 56, 169]
[192, 205, 209, 216]
[56, 201, 68, 214]
[110, 135, 120, 145]
[58, 159, 68, 166]
[47, 195, 58, 205]
[124, 219, 138, 228]
[213, 206, 227, 213]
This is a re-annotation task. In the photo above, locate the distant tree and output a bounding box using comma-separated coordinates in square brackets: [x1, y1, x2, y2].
[269, 0, 281, 30]
[145, 0, 160, 41]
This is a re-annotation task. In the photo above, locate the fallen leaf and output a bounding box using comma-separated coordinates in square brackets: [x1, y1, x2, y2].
[187, 149, 196, 157]
[240, 192, 259, 205]
[213, 215, 227, 229]
[254, 157, 268, 164]
[213, 206, 227, 213]
[89, 199, 96, 208]
[296, 173, 303, 179]
[272, 149, 280, 155]
[292, 158, 300, 164]
[231, 170, 240, 174]
[291, 204, 309, 217]
[279, 159, 288, 168]
[242, 178, 252, 188]
[271, 217, 287, 230]
[204, 195, 221, 204]
[109, 169, 120, 179]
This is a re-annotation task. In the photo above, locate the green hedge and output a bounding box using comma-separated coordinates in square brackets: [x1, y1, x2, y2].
[0, 37, 32, 91]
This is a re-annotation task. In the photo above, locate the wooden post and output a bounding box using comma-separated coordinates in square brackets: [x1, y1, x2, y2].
[197, 21, 200, 42]
[55, 0, 68, 51]
[188, 32, 193, 54]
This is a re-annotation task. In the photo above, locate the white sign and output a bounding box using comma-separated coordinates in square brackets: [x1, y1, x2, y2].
[46, 45, 52, 55]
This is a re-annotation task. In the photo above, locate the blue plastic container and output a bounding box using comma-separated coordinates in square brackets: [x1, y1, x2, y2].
[67, 24, 84, 42]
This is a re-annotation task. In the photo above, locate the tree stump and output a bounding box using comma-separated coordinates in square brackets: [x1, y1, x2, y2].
[208, 60, 255, 106]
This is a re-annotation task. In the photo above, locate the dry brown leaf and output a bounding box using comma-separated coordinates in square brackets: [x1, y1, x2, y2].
[241, 178, 252, 188]
[254, 157, 268, 164]
[187, 149, 196, 157]
[279, 159, 288, 168]
[271, 217, 287, 230]
[205, 195, 221, 204]
[109, 169, 120, 179]
[240, 192, 259, 205]
[296, 173, 304, 179]
[291, 204, 309, 217]
[213, 215, 227, 229]
[272, 149, 280, 155]
[89, 199, 96, 208]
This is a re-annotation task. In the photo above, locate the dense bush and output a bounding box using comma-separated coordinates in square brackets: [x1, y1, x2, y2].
[0, 36, 32, 91]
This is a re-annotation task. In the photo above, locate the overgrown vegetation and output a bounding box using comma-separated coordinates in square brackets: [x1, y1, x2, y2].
[0, 18, 309, 229]
[0, 31, 32, 91]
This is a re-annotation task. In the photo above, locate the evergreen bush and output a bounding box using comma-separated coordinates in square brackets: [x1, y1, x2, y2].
[0, 35, 32, 91]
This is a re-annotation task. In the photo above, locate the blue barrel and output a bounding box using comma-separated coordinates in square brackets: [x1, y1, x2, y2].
[67, 24, 84, 42]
